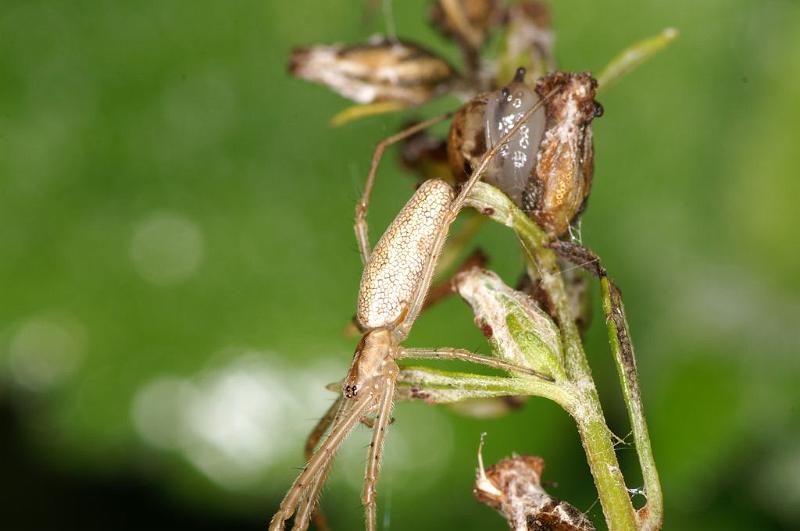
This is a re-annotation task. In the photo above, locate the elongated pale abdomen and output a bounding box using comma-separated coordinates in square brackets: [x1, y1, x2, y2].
[357, 179, 454, 330]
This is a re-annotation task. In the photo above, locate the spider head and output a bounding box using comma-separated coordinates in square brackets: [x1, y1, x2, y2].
[344, 328, 395, 399]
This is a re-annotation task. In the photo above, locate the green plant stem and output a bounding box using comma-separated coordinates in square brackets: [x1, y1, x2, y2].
[518, 233, 592, 381]
[601, 277, 662, 530]
[521, 242, 638, 530]
[398, 365, 638, 530]
[596, 27, 679, 91]
[467, 182, 638, 530]
[570, 400, 638, 531]
[396, 366, 575, 408]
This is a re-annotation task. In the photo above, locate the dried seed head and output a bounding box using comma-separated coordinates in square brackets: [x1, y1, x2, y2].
[288, 39, 456, 106]
[399, 124, 453, 184]
[474, 453, 596, 531]
[447, 94, 488, 181]
[447, 69, 546, 205]
[523, 71, 602, 236]
[357, 179, 454, 330]
[430, 0, 505, 51]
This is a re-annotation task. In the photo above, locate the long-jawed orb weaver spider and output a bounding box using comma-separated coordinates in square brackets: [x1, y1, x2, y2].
[269, 90, 555, 531]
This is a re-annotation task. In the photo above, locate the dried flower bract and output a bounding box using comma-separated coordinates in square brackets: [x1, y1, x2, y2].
[289, 39, 456, 106]
[475, 451, 595, 531]
[430, 0, 505, 51]
[523, 72, 602, 236]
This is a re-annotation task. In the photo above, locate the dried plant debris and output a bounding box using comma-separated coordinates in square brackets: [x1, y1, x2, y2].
[288, 2, 605, 241]
[447, 91, 490, 179]
[430, 0, 505, 51]
[288, 38, 456, 106]
[475, 442, 595, 531]
[501, 0, 555, 82]
[522, 72, 602, 236]
[399, 122, 453, 183]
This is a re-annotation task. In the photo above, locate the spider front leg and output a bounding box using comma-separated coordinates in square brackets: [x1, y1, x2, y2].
[295, 396, 345, 531]
[269, 397, 373, 531]
[295, 475, 330, 531]
[298, 393, 399, 531]
[361, 372, 397, 531]
[304, 396, 344, 464]
[398, 347, 554, 382]
[294, 376, 397, 531]
[354, 113, 453, 265]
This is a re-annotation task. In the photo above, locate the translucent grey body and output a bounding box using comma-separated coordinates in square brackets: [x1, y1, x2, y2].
[357, 179, 454, 330]
[484, 80, 546, 206]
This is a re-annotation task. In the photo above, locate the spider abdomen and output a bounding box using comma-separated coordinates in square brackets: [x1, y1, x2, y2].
[357, 179, 454, 330]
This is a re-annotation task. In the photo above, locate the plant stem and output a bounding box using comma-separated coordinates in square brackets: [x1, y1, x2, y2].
[396, 366, 575, 408]
[398, 366, 639, 529]
[565, 404, 634, 530]
[529, 252, 638, 529]
[596, 27, 679, 92]
[524, 242, 637, 530]
[467, 182, 639, 530]
[601, 277, 662, 530]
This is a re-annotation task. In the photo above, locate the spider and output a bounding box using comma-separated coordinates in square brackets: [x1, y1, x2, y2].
[269, 90, 556, 531]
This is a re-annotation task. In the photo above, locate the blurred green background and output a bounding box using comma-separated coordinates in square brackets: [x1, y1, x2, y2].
[1, 0, 799, 529]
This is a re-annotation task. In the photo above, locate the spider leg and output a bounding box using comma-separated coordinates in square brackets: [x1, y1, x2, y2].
[362, 375, 397, 531]
[294, 396, 386, 531]
[355, 113, 453, 265]
[423, 247, 488, 313]
[295, 393, 393, 531]
[293, 457, 336, 531]
[297, 396, 345, 531]
[397, 347, 554, 382]
[269, 396, 373, 531]
[432, 214, 486, 281]
[304, 396, 344, 462]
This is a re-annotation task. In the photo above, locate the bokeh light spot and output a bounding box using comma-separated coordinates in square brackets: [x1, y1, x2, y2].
[7, 316, 86, 392]
[131, 350, 338, 490]
[129, 212, 204, 286]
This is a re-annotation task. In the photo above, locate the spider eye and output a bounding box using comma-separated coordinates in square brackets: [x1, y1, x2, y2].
[344, 384, 358, 398]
